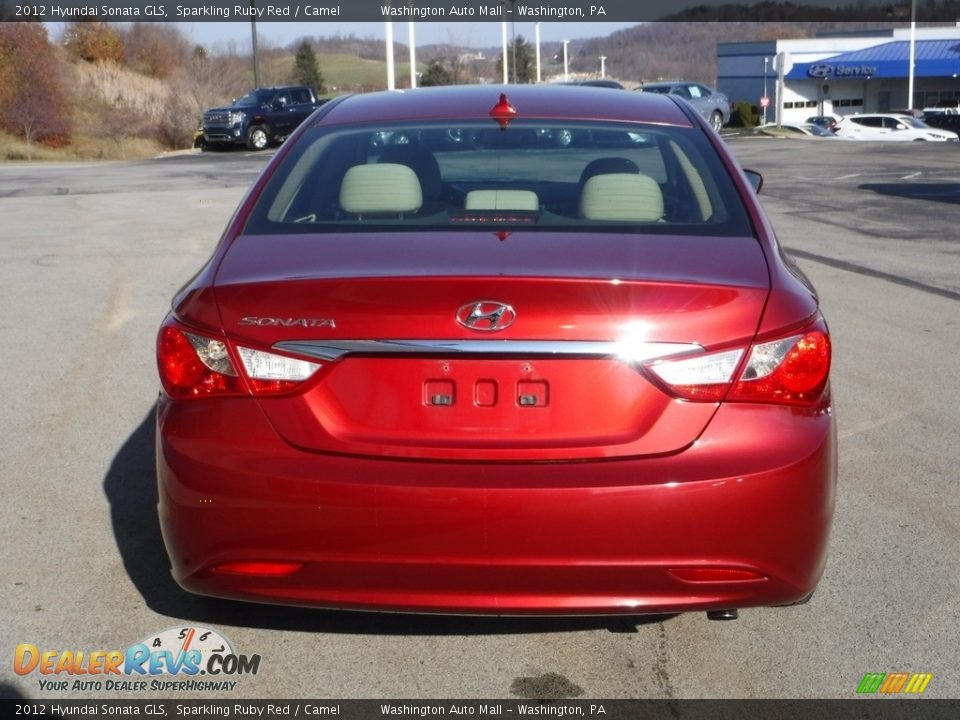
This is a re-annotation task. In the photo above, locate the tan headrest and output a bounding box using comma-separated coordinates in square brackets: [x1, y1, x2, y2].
[579, 173, 664, 222]
[340, 163, 423, 215]
[465, 189, 539, 211]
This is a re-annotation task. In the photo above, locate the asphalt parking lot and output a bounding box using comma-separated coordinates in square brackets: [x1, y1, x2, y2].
[1, 139, 957, 700]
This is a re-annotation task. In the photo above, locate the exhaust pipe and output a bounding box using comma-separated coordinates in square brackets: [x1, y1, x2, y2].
[706, 609, 739, 621]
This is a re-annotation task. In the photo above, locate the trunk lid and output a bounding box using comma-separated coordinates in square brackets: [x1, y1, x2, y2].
[213, 231, 769, 460]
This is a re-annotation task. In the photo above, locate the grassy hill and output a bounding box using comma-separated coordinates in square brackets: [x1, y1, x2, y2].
[263, 51, 418, 93]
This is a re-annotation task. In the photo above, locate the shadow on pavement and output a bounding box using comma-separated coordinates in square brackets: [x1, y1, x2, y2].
[0, 682, 28, 700]
[105, 407, 674, 636]
[859, 182, 960, 205]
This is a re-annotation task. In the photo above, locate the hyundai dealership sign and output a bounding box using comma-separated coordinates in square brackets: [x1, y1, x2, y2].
[807, 64, 878, 78]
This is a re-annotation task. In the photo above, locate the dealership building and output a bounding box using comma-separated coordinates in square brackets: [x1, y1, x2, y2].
[717, 25, 960, 122]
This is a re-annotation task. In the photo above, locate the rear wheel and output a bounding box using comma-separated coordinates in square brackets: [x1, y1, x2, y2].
[246, 125, 270, 151]
[710, 111, 724, 132]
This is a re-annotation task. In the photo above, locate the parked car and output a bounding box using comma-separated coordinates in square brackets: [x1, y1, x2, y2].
[922, 106, 959, 119]
[201, 85, 328, 151]
[636, 81, 730, 130]
[562, 79, 626, 90]
[924, 99, 960, 114]
[922, 112, 960, 133]
[806, 115, 839, 132]
[890, 108, 925, 119]
[156, 84, 835, 618]
[761, 123, 844, 139]
[834, 113, 959, 141]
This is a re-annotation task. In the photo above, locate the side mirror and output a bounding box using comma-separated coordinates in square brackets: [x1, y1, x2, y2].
[743, 169, 763, 194]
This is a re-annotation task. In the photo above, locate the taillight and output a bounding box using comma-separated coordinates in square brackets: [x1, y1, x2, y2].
[645, 319, 831, 407]
[236, 346, 320, 395]
[157, 326, 244, 399]
[157, 324, 321, 398]
[646, 348, 743, 401]
[728, 329, 830, 406]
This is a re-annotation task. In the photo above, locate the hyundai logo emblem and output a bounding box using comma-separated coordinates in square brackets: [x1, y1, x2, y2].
[808, 64, 833, 79]
[456, 301, 516, 332]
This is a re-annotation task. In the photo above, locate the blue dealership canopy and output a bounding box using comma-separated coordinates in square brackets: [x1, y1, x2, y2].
[786, 40, 960, 81]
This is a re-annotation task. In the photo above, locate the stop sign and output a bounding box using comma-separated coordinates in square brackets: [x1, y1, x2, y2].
[759, 96, 770, 108]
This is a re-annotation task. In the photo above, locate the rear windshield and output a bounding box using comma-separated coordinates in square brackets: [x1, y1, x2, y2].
[243, 119, 753, 237]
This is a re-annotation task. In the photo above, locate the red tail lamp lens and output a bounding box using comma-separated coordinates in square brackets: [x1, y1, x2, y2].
[211, 562, 303, 577]
[157, 326, 244, 399]
[644, 321, 831, 407]
[730, 330, 831, 406]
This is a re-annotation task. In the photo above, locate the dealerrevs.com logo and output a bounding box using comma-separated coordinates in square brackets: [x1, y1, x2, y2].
[14, 626, 260, 692]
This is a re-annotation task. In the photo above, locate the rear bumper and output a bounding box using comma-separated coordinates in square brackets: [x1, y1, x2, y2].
[156, 396, 836, 615]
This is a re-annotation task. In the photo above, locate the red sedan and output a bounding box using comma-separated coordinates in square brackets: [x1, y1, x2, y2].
[156, 85, 835, 618]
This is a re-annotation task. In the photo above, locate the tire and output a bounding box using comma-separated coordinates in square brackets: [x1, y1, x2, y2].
[246, 125, 270, 151]
[710, 111, 724, 132]
[555, 129, 574, 147]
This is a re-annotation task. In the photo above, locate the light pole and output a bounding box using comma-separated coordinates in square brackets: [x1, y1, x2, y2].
[249, 5, 260, 87]
[908, 0, 916, 109]
[510, 1, 517, 83]
[408, 22, 416, 89]
[763, 56, 769, 124]
[599, 56, 607, 79]
[562, 40, 570, 82]
[501, 21, 508, 84]
[385, 21, 395, 90]
[535, 22, 541, 83]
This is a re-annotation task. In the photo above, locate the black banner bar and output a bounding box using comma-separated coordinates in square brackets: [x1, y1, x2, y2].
[1, 0, 957, 24]
[2, 699, 959, 720]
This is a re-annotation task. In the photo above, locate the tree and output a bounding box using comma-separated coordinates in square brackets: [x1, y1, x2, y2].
[419, 58, 454, 87]
[496, 35, 535, 84]
[0, 23, 72, 158]
[63, 22, 124, 64]
[122, 24, 189, 79]
[292, 41, 325, 94]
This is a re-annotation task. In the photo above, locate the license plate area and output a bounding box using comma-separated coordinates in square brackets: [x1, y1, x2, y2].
[425, 377, 548, 408]
[312, 357, 674, 450]
[261, 356, 720, 458]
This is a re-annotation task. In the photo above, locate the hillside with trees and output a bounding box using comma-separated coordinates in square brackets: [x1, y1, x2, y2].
[0, 18, 921, 161]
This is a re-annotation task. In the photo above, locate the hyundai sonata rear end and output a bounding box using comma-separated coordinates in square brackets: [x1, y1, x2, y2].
[156, 85, 835, 616]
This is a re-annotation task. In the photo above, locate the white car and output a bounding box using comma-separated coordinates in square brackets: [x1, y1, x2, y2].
[834, 114, 959, 141]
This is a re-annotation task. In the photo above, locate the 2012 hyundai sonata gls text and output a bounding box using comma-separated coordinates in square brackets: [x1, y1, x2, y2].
[156, 85, 835, 617]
